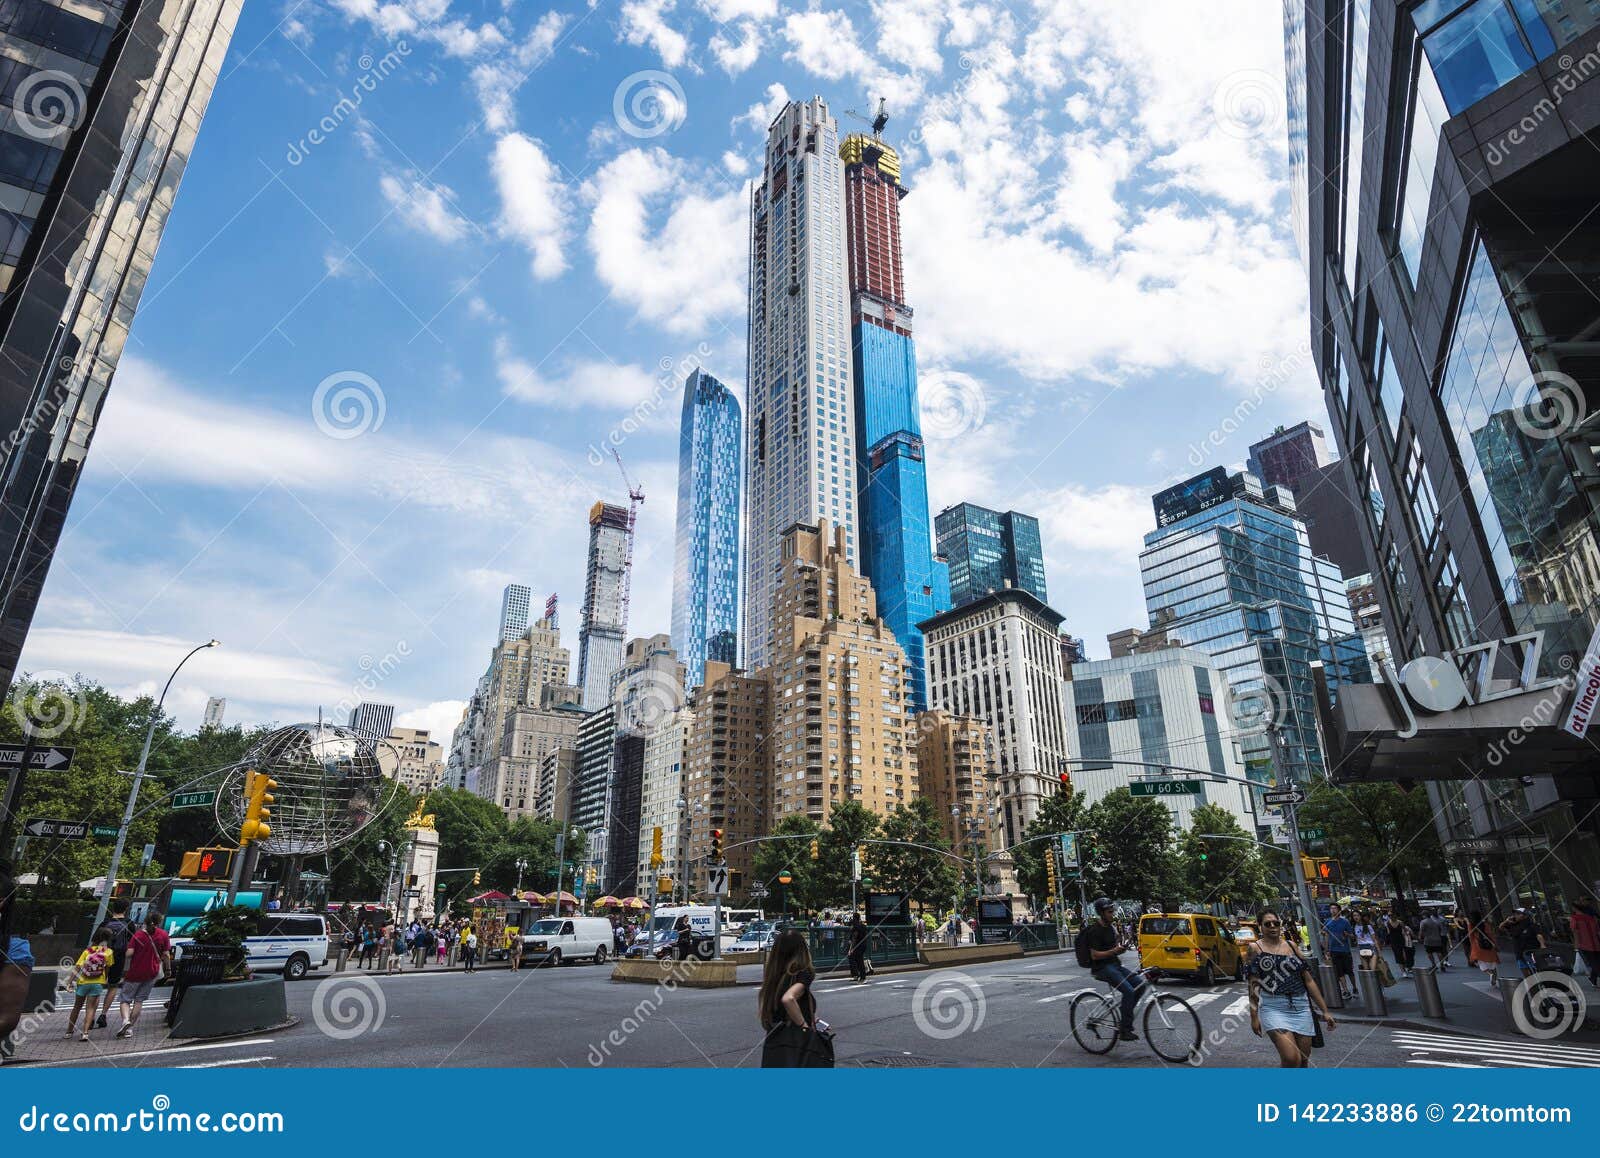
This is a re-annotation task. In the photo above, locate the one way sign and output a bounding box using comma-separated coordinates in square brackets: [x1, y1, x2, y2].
[23, 818, 89, 840]
[0, 744, 74, 770]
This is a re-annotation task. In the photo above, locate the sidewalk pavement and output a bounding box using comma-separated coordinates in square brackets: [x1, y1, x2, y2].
[2, 987, 296, 1066]
[1335, 949, 1600, 1043]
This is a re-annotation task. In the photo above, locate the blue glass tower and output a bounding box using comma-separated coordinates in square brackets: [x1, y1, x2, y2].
[841, 127, 949, 712]
[935, 502, 1049, 608]
[671, 369, 742, 689]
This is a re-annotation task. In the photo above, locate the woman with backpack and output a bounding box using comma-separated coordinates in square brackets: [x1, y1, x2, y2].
[66, 926, 115, 1042]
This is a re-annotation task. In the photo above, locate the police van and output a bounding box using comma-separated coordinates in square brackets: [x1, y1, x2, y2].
[174, 912, 331, 980]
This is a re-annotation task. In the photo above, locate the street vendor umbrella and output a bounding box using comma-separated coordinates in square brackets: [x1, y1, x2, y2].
[594, 895, 623, 908]
[522, 891, 547, 904]
[549, 891, 580, 904]
[469, 890, 510, 903]
[621, 896, 649, 909]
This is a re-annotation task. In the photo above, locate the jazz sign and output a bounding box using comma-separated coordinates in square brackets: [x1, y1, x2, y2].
[1380, 632, 1567, 739]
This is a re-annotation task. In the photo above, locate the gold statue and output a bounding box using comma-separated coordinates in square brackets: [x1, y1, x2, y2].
[404, 795, 436, 830]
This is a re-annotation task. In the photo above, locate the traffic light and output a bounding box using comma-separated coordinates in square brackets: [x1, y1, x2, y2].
[1299, 854, 1317, 882]
[1197, 847, 1208, 862]
[240, 770, 276, 844]
[1045, 850, 1059, 894]
[809, 837, 820, 860]
[407, 874, 418, 887]
[473, 871, 481, 886]
[1057, 770, 1072, 789]
[1317, 858, 1343, 884]
[651, 826, 664, 868]
[710, 828, 724, 863]
[179, 847, 234, 880]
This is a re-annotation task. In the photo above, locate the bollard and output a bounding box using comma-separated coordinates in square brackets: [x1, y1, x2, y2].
[335, 949, 349, 973]
[1359, 966, 1388, 1016]
[1498, 974, 1525, 1033]
[1413, 966, 1446, 1019]
[1318, 963, 1345, 1009]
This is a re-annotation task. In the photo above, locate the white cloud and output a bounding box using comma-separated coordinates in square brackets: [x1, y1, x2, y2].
[721, 149, 750, 175]
[395, 699, 467, 748]
[493, 336, 659, 410]
[872, 0, 944, 73]
[471, 9, 569, 130]
[378, 173, 473, 243]
[620, 0, 693, 68]
[491, 132, 569, 279]
[782, 8, 858, 79]
[585, 148, 747, 334]
[734, 81, 788, 134]
[697, 0, 776, 19]
[709, 22, 762, 74]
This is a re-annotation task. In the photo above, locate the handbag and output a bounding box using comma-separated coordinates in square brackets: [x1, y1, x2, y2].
[761, 1022, 836, 1068]
[1310, 1008, 1325, 1049]
[1531, 948, 1570, 973]
[1376, 954, 1397, 987]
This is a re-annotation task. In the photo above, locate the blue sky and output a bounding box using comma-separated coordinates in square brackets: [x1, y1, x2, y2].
[17, 0, 1331, 742]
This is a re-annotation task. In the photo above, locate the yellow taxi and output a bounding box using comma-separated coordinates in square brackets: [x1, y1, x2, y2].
[1138, 913, 1244, 985]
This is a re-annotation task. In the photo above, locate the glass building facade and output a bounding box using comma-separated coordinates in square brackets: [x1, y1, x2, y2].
[671, 368, 742, 689]
[1139, 472, 1368, 791]
[1287, 0, 1600, 916]
[935, 502, 1048, 609]
[0, 0, 243, 688]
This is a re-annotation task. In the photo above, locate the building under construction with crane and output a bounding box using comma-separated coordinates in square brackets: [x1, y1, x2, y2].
[577, 500, 635, 711]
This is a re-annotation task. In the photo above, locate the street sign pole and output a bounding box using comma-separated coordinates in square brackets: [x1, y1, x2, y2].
[0, 721, 35, 862]
[1268, 723, 1323, 961]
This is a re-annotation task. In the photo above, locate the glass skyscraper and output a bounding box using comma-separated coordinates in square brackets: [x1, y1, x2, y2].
[841, 124, 948, 712]
[671, 368, 741, 689]
[1286, 0, 1600, 913]
[1140, 470, 1367, 791]
[935, 503, 1048, 609]
[0, 0, 243, 688]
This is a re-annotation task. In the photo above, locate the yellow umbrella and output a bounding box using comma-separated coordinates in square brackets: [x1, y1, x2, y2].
[522, 891, 547, 904]
[595, 895, 623, 908]
[621, 896, 649, 909]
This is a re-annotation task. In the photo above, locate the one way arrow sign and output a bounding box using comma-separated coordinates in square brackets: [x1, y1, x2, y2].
[0, 743, 74, 770]
[23, 818, 88, 840]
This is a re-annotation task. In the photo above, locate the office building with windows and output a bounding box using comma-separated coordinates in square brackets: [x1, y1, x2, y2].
[935, 503, 1049, 609]
[498, 584, 532, 643]
[1286, 0, 1600, 909]
[0, 0, 244, 689]
[744, 97, 858, 673]
[672, 369, 742, 688]
[1140, 469, 1368, 790]
[348, 702, 396, 740]
[578, 502, 633, 710]
[203, 697, 226, 730]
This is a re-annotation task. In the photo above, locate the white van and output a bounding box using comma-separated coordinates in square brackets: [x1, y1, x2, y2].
[522, 916, 614, 965]
[173, 912, 331, 981]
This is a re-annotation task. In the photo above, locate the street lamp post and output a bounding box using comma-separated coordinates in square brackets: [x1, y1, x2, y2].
[514, 857, 528, 895]
[93, 639, 219, 930]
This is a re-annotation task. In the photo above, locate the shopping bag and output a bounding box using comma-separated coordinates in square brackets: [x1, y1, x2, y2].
[760, 1023, 836, 1068]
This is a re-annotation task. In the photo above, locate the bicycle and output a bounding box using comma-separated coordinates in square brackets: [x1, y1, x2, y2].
[1069, 967, 1201, 1062]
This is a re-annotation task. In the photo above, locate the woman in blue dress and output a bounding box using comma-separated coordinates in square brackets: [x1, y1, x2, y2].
[1247, 909, 1338, 1067]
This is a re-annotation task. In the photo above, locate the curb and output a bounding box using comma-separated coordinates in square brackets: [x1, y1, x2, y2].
[2, 1016, 302, 1067]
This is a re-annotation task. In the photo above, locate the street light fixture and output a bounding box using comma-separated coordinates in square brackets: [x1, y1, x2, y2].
[93, 639, 220, 930]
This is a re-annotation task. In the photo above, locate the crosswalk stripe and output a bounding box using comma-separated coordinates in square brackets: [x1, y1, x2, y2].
[1397, 1041, 1600, 1067]
[1407, 1058, 1487, 1068]
[1038, 988, 1091, 1004]
[179, 1056, 275, 1068]
[1393, 1032, 1600, 1062]
[1222, 996, 1252, 1016]
[1187, 991, 1227, 1008]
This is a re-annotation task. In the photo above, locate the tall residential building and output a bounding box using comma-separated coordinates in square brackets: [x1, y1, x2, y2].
[484, 685, 585, 820]
[608, 731, 646, 895]
[445, 673, 491, 792]
[379, 727, 447, 794]
[1246, 421, 1332, 491]
[578, 502, 632, 710]
[605, 636, 687, 893]
[935, 503, 1049, 609]
[612, 635, 687, 733]
[635, 708, 691, 900]
[914, 710, 998, 850]
[671, 369, 742, 688]
[1286, 0, 1600, 910]
[743, 97, 858, 673]
[203, 698, 226, 730]
[1062, 646, 1256, 834]
[348, 702, 396, 740]
[474, 618, 571, 806]
[573, 706, 617, 886]
[0, 0, 244, 689]
[840, 122, 950, 714]
[768, 521, 916, 822]
[920, 587, 1072, 847]
[683, 661, 770, 900]
[1140, 468, 1368, 790]
[535, 747, 578, 824]
[498, 584, 532, 642]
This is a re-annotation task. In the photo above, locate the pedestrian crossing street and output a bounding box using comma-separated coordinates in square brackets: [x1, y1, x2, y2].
[1393, 1029, 1600, 1069]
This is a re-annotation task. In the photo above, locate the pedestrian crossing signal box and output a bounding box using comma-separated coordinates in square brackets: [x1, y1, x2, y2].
[179, 847, 235, 881]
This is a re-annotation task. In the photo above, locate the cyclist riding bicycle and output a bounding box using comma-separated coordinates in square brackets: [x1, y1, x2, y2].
[1078, 897, 1141, 1041]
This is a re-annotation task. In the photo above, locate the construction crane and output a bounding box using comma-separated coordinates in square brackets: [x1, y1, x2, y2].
[844, 97, 889, 137]
[610, 447, 644, 635]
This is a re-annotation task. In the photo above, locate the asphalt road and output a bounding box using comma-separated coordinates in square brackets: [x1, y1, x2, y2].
[28, 954, 1600, 1069]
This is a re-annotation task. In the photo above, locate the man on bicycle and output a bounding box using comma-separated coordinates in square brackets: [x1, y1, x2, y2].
[1085, 897, 1141, 1041]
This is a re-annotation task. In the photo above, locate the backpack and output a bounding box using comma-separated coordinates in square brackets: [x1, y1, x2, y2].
[80, 946, 109, 980]
[1074, 927, 1095, 969]
[106, 918, 133, 957]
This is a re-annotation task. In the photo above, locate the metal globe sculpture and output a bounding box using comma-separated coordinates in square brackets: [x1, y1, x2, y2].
[217, 722, 397, 856]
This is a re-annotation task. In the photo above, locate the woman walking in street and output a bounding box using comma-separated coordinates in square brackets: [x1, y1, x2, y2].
[1452, 913, 1473, 968]
[847, 914, 869, 983]
[1467, 910, 1500, 985]
[1571, 896, 1600, 988]
[1387, 913, 1416, 979]
[1247, 909, 1337, 1068]
[1354, 911, 1380, 971]
[758, 930, 831, 1067]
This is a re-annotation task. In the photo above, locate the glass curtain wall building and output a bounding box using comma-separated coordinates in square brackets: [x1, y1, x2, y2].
[840, 125, 949, 713]
[1286, 0, 1600, 913]
[671, 368, 741, 689]
[935, 502, 1048, 609]
[1140, 470, 1367, 792]
[0, 0, 243, 688]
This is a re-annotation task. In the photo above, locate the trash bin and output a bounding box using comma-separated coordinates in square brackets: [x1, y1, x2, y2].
[1498, 974, 1525, 1033]
[1413, 966, 1446, 1019]
[1318, 963, 1344, 1009]
[166, 944, 242, 1027]
[1358, 966, 1388, 1016]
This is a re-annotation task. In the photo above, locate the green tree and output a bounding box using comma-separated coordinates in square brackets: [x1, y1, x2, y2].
[751, 813, 823, 912]
[1011, 787, 1087, 902]
[321, 784, 415, 901]
[811, 801, 880, 910]
[1298, 780, 1447, 903]
[486, 816, 584, 895]
[1082, 789, 1181, 910]
[426, 786, 509, 872]
[1177, 803, 1275, 908]
[872, 797, 961, 909]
